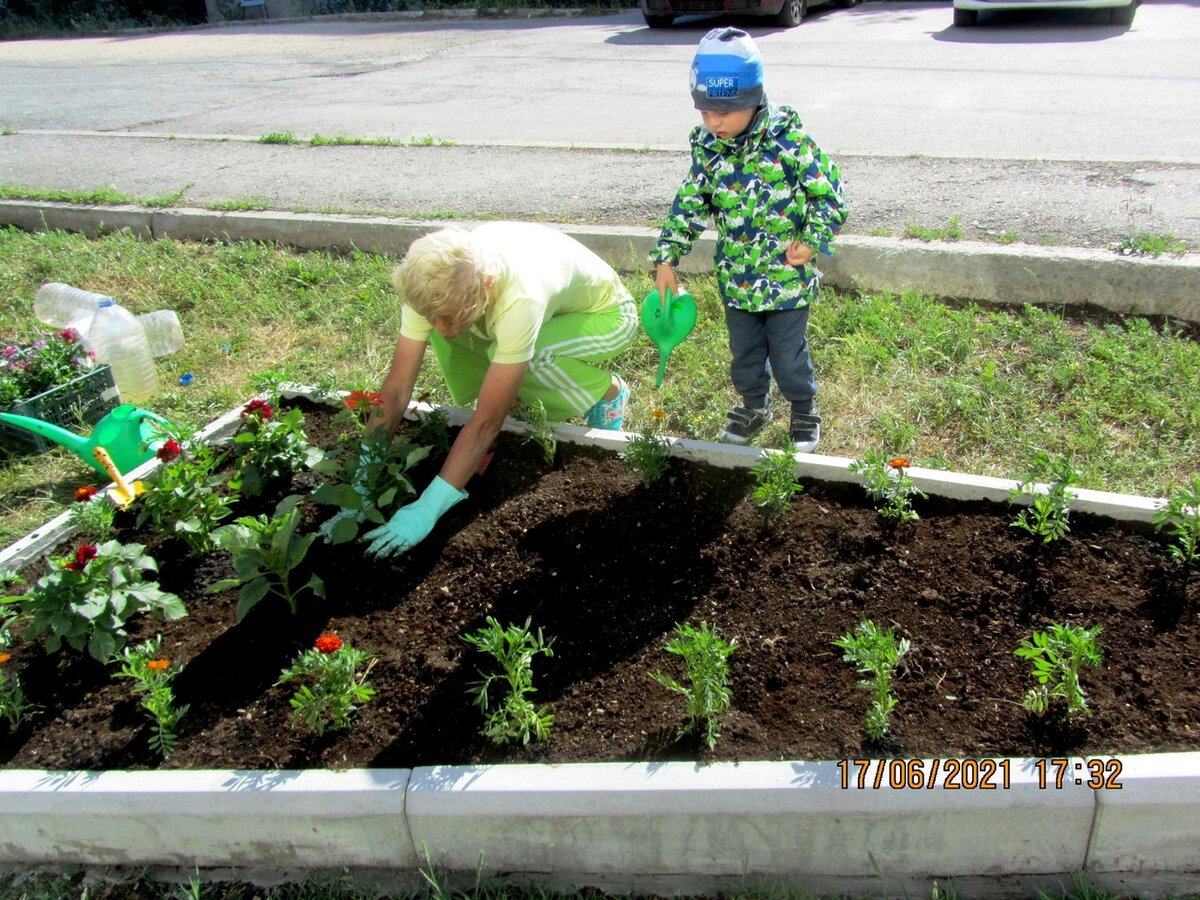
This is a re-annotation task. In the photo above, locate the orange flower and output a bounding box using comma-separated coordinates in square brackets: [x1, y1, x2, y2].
[314, 633, 343, 654]
[147, 658, 170, 672]
[0, 652, 11, 666]
[888, 457, 911, 470]
[74, 484, 98, 502]
[651, 408, 667, 421]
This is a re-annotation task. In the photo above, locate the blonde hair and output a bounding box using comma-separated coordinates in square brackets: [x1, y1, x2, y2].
[391, 228, 494, 328]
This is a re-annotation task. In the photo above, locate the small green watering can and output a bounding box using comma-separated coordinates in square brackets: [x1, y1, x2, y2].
[640, 288, 698, 389]
[0, 404, 171, 478]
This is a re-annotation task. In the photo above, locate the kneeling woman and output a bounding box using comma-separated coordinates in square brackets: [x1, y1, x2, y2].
[364, 221, 639, 558]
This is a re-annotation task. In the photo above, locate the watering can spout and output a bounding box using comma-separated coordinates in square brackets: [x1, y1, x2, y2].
[0, 404, 172, 478]
[0, 412, 93, 459]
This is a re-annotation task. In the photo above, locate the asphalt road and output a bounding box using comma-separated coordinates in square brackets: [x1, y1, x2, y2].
[1, 2, 1198, 249]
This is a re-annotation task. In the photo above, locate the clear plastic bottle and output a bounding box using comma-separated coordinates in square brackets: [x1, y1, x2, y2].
[87, 299, 159, 404]
[137, 310, 184, 357]
[34, 283, 113, 329]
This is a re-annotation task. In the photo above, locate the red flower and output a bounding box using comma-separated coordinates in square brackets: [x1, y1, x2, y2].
[314, 633, 343, 654]
[60, 328, 80, 344]
[343, 390, 383, 411]
[74, 484, 98, 502]
[65, 543, 99, 572]
[888, 457, 911, 470]
[241, 398, 274, 420]
[156, 439, 181, 463]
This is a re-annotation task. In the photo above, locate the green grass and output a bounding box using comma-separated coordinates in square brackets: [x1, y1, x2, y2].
[902, 216, 964, 242]
[1117, 231, 1190, 257]
[2, 225, 1199, 547]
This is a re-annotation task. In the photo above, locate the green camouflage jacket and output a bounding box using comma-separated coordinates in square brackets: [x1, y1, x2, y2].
[651, 103, 848, 312]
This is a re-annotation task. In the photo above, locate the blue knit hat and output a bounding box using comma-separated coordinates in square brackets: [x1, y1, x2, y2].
[690, 27, 765, 112]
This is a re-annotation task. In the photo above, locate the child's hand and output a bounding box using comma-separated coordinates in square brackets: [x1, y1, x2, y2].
[786, 242, 815, 267]
[655, 264, 680, 307]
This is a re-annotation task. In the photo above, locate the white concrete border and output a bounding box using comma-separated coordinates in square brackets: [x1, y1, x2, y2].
[2, 201, 1197, 324]
[1, 389, 1197, 893]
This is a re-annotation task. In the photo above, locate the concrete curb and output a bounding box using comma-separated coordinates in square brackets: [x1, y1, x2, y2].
[2, 201, 1197, 323]
[2, 391, 1197, 893]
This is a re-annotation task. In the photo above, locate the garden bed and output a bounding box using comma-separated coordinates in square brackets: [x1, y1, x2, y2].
[2, 396, 1198, 773]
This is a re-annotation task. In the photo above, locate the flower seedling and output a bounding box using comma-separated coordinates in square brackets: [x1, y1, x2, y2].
[1009, 451, 1078, 544]
[1152, 476, 1200, 565]
[462, 616, 554, 746]
[751, 440, 804, 523]
[848, 452, 927, 523]
[112, 635, 189, 759]
[1, 540, 185, 662]
[404, 406, 452, 455]
[650, 621, 737, 749]
[209, 501, 325, 621]
[0, 328, 96, 406]
[623, 428, 672, 487]
[0, 622, 38, 733]
[833, 619, 910, 742]
[229, 401, 324, 498]
[136, 440, 238, 553]
[67, 493, 116, 543]
[1014, 622, 1102, 718]
[511, 399, 557, 465]
[277, 633, 376, 735]
[310, 428, 429, 544]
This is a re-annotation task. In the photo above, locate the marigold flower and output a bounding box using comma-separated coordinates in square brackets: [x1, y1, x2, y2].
[651, 408, 667, 420]
[147, 658, 170, 672]
[343, 389, 383, 411]
[314, 633, 343, 654]
[242, 398, 274, 419]
[888, 457, 911, 470]
[0, 652, 11, 666]
[156, 438, 182, 463]
[65, 543, 99, 572]
[75, 484, 98, 502]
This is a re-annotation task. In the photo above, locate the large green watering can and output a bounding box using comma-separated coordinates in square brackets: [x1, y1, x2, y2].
[640, 288, 698, 389]
[0, 404, 171, 477]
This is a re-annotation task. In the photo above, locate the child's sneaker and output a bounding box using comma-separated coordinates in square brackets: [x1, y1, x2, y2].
[721, 405, 772, 444]
[585, 375, 629, 430]
[789, 410, 822, 454]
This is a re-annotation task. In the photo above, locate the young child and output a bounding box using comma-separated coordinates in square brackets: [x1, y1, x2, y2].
[651, 27, 848, 453]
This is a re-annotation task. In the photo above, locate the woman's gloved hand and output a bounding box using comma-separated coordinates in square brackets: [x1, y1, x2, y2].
[361, 476, 467, 558]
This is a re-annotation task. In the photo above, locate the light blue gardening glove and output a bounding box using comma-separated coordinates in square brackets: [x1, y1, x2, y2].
[361, 476, 467, 558]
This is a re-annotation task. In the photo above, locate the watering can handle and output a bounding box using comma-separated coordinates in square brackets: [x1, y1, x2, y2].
[660, 287, 673, 324]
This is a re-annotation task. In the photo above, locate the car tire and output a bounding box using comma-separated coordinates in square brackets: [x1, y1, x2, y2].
[834, 0, 860, 7]
[1109, 3, 1136, 24]
[643, 12, 675, 27]
[953, 7, 978, 25]
[774, 0, 806, 26]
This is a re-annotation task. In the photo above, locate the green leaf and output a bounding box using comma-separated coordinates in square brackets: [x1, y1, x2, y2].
[235, 577, 272, 621]
[329, 514, 359, 545]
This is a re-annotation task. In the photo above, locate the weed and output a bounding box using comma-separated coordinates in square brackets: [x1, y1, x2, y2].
[902, 216, 964, 242]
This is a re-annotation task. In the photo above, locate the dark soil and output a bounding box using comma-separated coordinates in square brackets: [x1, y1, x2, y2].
[3, 399, 1198, 772]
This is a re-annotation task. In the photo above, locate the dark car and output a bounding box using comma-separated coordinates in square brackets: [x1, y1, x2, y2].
[640, 0, 856, 28]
